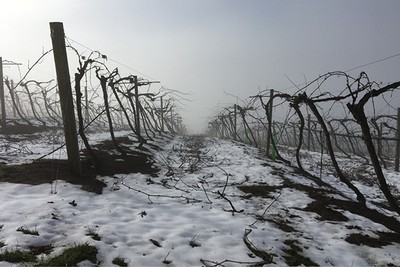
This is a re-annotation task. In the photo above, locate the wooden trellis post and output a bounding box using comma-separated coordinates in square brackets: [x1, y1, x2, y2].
[1, 59, 21, 129]
[395, 108, 400, 172]
[50, 22, 81, 176]
[266, 89, 274, 157]
[160, 96, 164, 132]
[233, 104, 237, 140]
[0, 57, 6, 129]
[307, 114, 311, 150]
[11, 79, 16, 117]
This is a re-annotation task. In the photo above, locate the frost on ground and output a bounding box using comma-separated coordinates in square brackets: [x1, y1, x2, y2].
[0, 131, 400, 266]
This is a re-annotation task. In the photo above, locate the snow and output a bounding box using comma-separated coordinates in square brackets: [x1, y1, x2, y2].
[0, 132, 400, 266]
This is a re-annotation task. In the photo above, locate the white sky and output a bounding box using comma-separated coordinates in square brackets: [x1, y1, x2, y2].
[2, 0, 400, 132]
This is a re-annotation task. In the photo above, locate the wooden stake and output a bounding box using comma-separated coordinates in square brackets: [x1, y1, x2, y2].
[49, 22, 81, 176]
[233, 104, 237, 140]
[266, 89, 274, 157]
[0, 57, 6, 129]
[395, 108, 400, 172]
[307, 113, 311, 150]
[160, 96, 164, 132]
[11, 79, 16, 117]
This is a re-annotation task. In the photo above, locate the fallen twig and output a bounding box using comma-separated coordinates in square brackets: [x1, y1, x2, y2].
[217, 190, 244, 215]
[243, 229, 274, 264]
[201, 183, 213, 204]
[218, 166, 231, 195]
[119, 176, 201, 204]
[200, 258, 267, 266]
[249, 191, 282, 227]
[149, 238, 162, 247]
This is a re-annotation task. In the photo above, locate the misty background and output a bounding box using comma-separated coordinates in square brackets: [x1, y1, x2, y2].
[2, 0, 400, 133]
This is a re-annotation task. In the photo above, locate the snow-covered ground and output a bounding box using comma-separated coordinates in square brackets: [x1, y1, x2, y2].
[0, 131, 400, 266]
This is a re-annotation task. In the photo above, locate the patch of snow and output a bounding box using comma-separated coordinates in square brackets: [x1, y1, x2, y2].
[0, 132, 399, 266]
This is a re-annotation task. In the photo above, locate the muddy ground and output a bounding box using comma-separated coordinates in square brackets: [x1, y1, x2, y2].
[0, 136, 158, 194]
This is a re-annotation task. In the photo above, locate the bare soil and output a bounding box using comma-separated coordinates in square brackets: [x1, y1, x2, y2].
[0, 136, 159, 194]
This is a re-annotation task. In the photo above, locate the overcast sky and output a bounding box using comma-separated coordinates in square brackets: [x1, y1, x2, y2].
[2, 0, 400, 133]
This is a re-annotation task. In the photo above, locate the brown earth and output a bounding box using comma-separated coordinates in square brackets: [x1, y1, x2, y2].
[0, 136, 159, 194]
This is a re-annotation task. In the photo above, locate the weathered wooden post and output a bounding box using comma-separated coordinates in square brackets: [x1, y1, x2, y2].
[319, 129, 324, 179]
[266, 89, 274, 157]
[0, 57, 5, 129]
[307, 113, 311, 150]
[11, 79, 16, 117]
[49, 22, 81, 176]
[395, 108, 400, 172]
[170, 107, 174, 133]
[233, 104, 237, 140]
[160, 96, 164, 132]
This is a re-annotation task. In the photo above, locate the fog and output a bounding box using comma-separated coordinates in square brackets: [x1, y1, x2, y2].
[2, 0, 400, 133]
